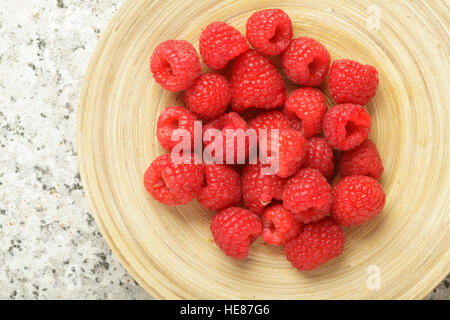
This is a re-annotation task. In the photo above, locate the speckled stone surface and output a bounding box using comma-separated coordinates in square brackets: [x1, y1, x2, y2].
[0, 0, 150, 300]
[0, 0, 447, 300]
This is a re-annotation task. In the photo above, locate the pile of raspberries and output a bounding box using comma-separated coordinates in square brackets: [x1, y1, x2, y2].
[144, 9, 385, 270]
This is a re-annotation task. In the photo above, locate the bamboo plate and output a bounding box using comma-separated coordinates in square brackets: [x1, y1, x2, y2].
[77, 0, 449, 299]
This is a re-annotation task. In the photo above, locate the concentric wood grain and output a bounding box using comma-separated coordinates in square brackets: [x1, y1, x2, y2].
[77, 0, 449, 299]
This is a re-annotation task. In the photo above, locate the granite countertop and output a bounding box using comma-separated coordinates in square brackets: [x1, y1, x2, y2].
[0, 0, 447, 300]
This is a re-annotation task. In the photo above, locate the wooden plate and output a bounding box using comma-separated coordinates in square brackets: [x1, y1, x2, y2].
[77, 0, 449, 299]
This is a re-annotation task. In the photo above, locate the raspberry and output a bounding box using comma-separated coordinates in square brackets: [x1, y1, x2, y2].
[331, 175, 385, 227]
[329, 59, 379, 105]
[230, 49, 286, 112]
[242, 162, 286, 214]
[249, 110, 291, 135]
[246, 9, 293, 55]
[304, 137, 335, 180]
[202, 112, 251, 163]
[284, 87, 327, 138]
[282, 168, 332, 223]
[200, 22, 249, 70]
[281, 37, 330, 87]
[249, 112, 305, 178]
[339, 139, 383, 180]
[150, 40, 201, 92]
[197, 164, 242, 211]
[260, 127, 307, 178]
[143, 154, 204, 205]
[210, 207, 262, 259]
[322, 104, 371, 150]
[184, 73, 231, 120]
[284, 217, 345, 270]
[156, 106, 198, 151]
[261, 203, 303, 246]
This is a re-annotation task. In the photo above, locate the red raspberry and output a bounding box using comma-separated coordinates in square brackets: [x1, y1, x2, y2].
[250, 111, 305, 178]
[249, 110, 291, 135]
[202, 112, 251, 163]
[304, 137, 335, 180]
[156, 106, 198, 151]
[184, 73, 231, 120]
[150, 40, 201, 92]
[282, 168, 332, 223]
[339, 139, 383, 180]
[242, 162, 286, 214]
[284, 217, 345, 270]
[230, 49, 286, 112]
[323, 104, 371, 150]
[197, 164, 242, 211]
[143, 154, 204, 205]
[246, 9, 293, 55]
[210, 207, 262, 259]
[281, 37, 330, 87]
[261, 203, 303, 246]
[331, 175, 385, 227]
[284, 87, 327, 138]
[200, 22, 249, 70]
[329, 59, 379, 105]
[260, 127, 307, 178]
